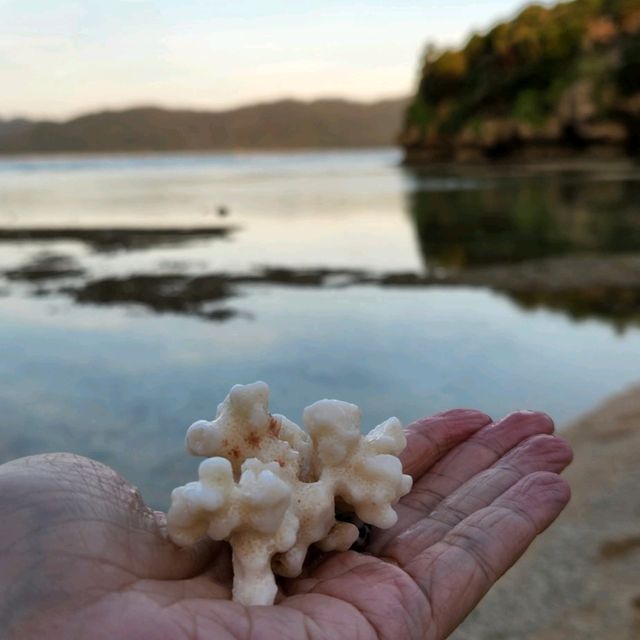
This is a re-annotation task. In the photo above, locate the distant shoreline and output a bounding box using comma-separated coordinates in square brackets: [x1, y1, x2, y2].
[401, 155, 640, 173]
[402, 147, 640, 169]
[0, 98, 408, 155]
[0, 145, 399, 160]
[2, 148, 637, 175]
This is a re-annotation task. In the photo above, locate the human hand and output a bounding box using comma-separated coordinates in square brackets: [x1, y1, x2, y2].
[0, 410, 571, 639]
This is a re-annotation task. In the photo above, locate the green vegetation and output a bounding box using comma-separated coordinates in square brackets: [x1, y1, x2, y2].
[403, 0, 640, 160]
[407, 171, 640, 267]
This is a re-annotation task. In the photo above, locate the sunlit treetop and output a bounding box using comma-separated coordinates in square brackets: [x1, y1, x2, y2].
[404, 0, 640, 147]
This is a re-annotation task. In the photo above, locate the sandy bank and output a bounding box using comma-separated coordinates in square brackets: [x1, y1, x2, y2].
[452, 384, 640, 639]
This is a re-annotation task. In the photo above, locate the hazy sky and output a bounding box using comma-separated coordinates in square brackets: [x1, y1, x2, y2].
[1, 0, 538, 120]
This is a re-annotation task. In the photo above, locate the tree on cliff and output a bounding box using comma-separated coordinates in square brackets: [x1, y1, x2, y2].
[402, 0, 640, 161]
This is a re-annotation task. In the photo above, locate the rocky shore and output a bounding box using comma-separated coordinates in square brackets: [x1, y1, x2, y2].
[452, 384, 640, 639]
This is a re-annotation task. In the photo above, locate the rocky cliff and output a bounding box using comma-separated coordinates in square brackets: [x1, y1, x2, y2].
[402, 0, 640, 163]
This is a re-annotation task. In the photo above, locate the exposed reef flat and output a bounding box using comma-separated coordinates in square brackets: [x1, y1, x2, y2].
[0, 226, 235, 252]
[4, 253, 85, 281]
[69, 274, 237, 321]
[4, 253, 640, 329]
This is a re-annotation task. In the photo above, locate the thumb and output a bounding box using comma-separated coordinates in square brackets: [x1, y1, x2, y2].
[0, 453, 219, 580]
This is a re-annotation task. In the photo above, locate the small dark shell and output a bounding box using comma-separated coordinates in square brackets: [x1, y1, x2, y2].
[336, 511, 372, 551]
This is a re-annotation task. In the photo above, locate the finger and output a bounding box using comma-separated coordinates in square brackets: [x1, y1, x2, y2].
[366, 408, 493, 553]
[383, 434, 572, 561]
[400, 409, 492, 479]
[408, 411, 556, 511]
[0, 453, 218, 581]
[396, 471, 571, 640]
[369, 411, 555, 552]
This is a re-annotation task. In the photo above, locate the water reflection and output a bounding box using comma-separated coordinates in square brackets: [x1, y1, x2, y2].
[510, 284, 640, 331]
[406, 169, 640, 268]
[5, 164, 640, 330]
[405, 167, 640, 328]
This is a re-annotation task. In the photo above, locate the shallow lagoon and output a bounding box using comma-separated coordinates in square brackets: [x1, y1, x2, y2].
[1, 149, 640, 507]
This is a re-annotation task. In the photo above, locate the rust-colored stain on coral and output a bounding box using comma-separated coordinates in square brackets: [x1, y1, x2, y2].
[268, 415, 281, 436]
[245, 432, 262, 448]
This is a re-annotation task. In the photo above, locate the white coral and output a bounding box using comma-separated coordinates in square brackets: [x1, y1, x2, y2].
[167, 382, 412, 606]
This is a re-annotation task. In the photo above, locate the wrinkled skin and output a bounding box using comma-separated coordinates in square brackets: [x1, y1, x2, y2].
[0, 410, 571, 640]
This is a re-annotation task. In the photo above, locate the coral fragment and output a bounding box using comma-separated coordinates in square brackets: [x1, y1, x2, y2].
[167, 381, 412, 606]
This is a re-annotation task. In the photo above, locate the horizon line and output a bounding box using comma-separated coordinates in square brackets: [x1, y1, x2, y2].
[1, 92, 409, 124]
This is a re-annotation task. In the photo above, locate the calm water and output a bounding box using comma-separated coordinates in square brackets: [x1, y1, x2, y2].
[1, 148, 640, 507]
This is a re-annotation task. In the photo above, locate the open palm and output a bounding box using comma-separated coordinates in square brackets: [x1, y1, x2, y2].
[0, 409, 571, 640]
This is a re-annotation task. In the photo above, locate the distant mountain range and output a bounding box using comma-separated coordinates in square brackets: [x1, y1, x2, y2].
[0, 98, 407, 154]
[0, 118, 32, 139]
